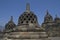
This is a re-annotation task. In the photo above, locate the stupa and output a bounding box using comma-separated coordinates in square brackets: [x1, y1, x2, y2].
[3, 3, 49, 40]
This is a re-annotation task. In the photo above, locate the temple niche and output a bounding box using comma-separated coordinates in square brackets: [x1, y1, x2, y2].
[0, 3, 60, 40]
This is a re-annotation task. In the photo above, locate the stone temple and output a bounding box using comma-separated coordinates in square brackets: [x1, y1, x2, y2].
[0, 3, 60, 40]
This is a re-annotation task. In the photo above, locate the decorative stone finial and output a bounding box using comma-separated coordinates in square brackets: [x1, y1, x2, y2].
[10, 16, 13, 21]
[55, 14, 58, 18]
[26, 3, 30, 13]
[46, 10, 49, 15]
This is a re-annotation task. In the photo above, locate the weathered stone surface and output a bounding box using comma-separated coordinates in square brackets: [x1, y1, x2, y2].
[0, 3, 60, 40]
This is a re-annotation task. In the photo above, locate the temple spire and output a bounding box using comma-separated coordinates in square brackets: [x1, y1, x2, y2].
[46, 10, 49, 15]
[10, 16, 13, 21]
[46, 10, 51, 16]
[56, 14, 57, 18]
[26, 3, 30, 13]
[55, 14, 59, 18]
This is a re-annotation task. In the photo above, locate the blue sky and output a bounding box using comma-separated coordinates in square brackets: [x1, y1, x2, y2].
[0, 0, 60, 26]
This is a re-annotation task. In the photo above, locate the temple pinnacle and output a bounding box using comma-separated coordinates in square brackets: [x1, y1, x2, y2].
[10, 16, 13, 21]
[26, 3, 30, 13]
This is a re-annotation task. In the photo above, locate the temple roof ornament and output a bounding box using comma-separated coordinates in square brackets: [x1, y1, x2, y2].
[10, 16, 13, 22]
[45, 10, 51, 17]
[44, 10, 53, 23]
[55, 14, 60, 19]
[26, 3, 30, 13]
[54, 14, 60, 22]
